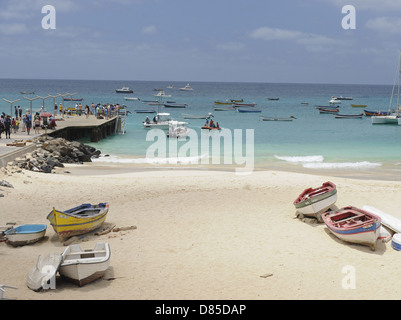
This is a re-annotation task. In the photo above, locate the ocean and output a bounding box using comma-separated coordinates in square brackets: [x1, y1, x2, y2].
[1, 79, 400, 179]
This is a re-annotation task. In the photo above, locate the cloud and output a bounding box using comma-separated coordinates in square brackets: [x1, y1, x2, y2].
[0, 23, 29, 35]
[366, 17, 401, 34]
[141, 25, 157, 35]
[250, 26, 345, 52]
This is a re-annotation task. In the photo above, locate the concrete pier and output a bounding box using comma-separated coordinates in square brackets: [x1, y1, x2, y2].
[0, 114, 120, 168]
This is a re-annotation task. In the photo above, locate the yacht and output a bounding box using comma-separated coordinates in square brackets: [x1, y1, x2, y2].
[116, 86, 133, 93]
[179, 83, 193, 91]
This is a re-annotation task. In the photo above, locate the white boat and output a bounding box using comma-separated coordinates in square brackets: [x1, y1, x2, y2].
[59, 242, 111, 287]
[4, 224, 47, 247]
[125, 97, 140, 101]
[116, 86, 133, 93]
[293, 181, 337, 221]
[167, 84, 174, 89]
[167, 122, 191, 139]
[154, 90, 172, 98]
[143, 113, 187, 130]
[329, 98, 341, 104]
[372, 52, 401, 125]
[179, 83, 193, 91]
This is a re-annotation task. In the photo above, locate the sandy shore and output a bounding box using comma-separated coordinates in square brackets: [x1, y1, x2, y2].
[1, 163, 401, 300]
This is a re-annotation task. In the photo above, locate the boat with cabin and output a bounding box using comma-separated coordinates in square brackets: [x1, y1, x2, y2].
[116, 86, 134, 94]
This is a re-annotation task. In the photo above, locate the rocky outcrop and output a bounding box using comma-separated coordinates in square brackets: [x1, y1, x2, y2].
[7, 137, 101, 174]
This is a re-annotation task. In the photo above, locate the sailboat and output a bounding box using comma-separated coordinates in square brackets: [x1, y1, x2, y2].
[372, 52, 401, 125]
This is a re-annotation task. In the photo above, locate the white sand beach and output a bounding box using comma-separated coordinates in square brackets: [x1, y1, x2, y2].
[1, 163, 401, 300]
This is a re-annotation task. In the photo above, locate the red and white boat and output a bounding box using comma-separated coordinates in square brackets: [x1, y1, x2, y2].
[293, 181, 337, 221]
[322, 206, 381, 251]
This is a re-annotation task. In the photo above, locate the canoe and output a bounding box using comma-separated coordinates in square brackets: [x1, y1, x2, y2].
[47, 203, 109, 241]
[4, 224, 47, 247]
[322, 206, 381, 250]
[59, 242, 111, 286]
[351, 104, 367, 108]
[237, 108, 261, 113]
[260, 116, 296, 121]
[164, 103, 187, 108]
[319, 108, 339, 114]
[335, 113, 364, 119]
[233, 103, 257, 107]
[293, 181, 337, 221]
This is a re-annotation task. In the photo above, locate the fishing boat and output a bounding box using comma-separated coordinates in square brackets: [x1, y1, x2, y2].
[4, 224, 47, 247]
[21, 91, 35, 95]
[364, 110, 390, 116]
[214, 106, 234, 111]
[182, 113, 212, 119]
[260, 116, 296, 121]
[319, 108, 339, 114]
[332, 96, 353, 100]
[293, 181, 337, 221]
[179, 83, 193, 91]
[322, 206, 381, 250]
[116, 86, 133, 93]
[47, 203, 109, 241]
[335, 113, 364, 119]
[329, 98, 341, 104]
[154, 90, 172, 98]
[201, 125, 221, 131]
[233, 103, 257, 107]
[59, 242, 111, 286]
[230, 99, 243, 103]
[143, 113, 187, 130]
[164, 103, 187, 108]
[268, 97, 280, 101]
[167, 123, 191, 139]
[215, 100, 232, 105]
[125, 97, 140, 101]
[351, 104, 367, 108]
[237, 108, 261, 113]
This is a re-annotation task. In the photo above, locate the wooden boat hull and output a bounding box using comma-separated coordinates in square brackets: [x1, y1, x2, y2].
[201, 126, 221, 130]
[294, 181, 337, 220]
[4, 224, 47, 247]
[60, 243, 110, 286]
[47, 203, 109, 241]
[364, 110, 389, 116]
[322, 207, 381, 250]
[335, 113, 363, 118]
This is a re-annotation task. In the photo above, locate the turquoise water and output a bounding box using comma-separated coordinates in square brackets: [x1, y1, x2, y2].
[1, 79, 400, 175]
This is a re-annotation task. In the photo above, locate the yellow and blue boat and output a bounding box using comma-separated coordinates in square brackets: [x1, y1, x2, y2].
[47, 203, 109, 241]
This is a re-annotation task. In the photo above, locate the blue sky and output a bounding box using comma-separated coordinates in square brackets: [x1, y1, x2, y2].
[1, 0, 401, 84]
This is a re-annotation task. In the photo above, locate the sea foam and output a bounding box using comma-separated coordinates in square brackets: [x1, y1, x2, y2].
[274, 155, 324, 163]
[302, 161, 382, 169]
[92, 154, 207, 165]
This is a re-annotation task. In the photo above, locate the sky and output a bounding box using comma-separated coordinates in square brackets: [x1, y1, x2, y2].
[1, 0, 401, 84]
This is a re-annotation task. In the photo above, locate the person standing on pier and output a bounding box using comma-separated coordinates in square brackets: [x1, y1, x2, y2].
[4, 116, 12, 139]
[25, 114, 31, 135]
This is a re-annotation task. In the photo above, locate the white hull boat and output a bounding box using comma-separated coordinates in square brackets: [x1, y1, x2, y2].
[4, 224, 47, 247]
[59, 242, 111, 286]
[371, 115, 399, 124]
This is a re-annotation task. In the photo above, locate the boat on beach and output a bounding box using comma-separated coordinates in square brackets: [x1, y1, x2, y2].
[322, 206, 381, 251]
[47, 203, 109, 241]
[4, 224, 47, 247]
[293, 181, 337, 221]
[59, 242, 111, 286]
[334, 113, 364, 119]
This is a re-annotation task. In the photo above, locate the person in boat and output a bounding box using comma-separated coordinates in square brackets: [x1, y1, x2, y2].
[204, 119, 209, 126]
[153, 115, 158, 124]
[216, 122, 220, 129]
[145, 116, 150, 124]
[209, 119, 214, 128]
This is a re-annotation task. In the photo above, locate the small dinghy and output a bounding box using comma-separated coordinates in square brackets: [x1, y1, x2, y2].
[322, 206, 381, 251]
[293, 181, 337, 221]
[59, 242, 111, 286]
[4, 224, 47, 247]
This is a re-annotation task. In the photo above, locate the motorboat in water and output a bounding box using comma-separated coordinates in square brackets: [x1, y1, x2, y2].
[116, 86, 133, 94]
